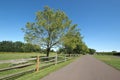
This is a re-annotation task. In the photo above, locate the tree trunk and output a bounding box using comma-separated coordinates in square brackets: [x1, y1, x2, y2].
[46, 48, 50, 57]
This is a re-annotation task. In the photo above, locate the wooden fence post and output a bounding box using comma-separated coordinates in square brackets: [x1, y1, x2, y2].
[65, 54, 66, 61]
[70, 54, 72, 58]
[36, 55, 40, 72]
[55, 53, 58, 65]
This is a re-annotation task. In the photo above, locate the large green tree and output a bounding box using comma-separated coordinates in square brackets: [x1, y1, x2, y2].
[81, 42, 89, 54]
[62, 25, 83, 54]
[22, 6, 77, 57]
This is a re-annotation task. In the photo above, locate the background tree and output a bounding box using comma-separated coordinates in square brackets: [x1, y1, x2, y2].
[61, 25, 85, 54]
[0, 41, 40, 52]
[89, 48, 96, 55]
[22, 6, 77, 57]
[81, 43, 89, 54]
[0, 41, 14, 52]
[72, 42, 89, 55]
[13, 41, 24, 52]
[57, 47, 65, 54]
[112, 51, 117, 53]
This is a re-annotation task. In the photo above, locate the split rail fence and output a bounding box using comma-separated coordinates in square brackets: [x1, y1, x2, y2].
[0, 54, 80, 80]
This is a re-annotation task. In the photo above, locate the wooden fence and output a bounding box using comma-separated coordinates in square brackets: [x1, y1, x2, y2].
[0, 54, 80, 80]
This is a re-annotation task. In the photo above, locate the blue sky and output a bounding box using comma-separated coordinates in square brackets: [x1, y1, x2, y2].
[0, 0, 120, 52]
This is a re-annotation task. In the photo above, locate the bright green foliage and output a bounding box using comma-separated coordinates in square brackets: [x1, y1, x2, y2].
[61, 25, 88, 54]
[62, 25, 81, 49]
[80, 42, 89, 54]
[58, 26, 89, 54]
[72, 42, 89, 54]
[22, 6, 76, 57]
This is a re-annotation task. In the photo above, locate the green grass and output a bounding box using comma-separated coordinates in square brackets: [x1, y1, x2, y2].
[0, 64, 35, 77]
[94, 55, 120, 70]
[0, 52, 56, 60]
[0, 52, 42, 60]
[16, 57, 79, 80]
[0, 63, 11, 69]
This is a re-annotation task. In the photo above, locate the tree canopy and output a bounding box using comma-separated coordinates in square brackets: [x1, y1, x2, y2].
[22, 6, 82, 56]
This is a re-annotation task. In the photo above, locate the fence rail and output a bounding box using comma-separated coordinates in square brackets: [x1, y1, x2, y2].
[0, 63, 34, 72]
[0, 54, 80, 80]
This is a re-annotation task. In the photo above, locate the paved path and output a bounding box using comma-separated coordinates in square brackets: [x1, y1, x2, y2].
[41, 55, 120, 80]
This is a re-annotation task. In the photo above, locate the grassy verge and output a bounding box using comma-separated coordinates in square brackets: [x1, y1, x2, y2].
[94, 55, 120, 70]
[16, 57, 79, 80]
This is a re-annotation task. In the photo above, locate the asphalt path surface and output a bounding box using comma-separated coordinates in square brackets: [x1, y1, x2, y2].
[41, 55, 120, 80]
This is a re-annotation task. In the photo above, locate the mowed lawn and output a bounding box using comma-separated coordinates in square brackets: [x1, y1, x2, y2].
[0, 52, 56, 60]
[94, 55, 120, 70]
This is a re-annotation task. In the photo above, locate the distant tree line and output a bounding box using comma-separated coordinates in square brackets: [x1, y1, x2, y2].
[89, 48, 96, 55]
[58, 45, 96, 55]
[96, 51, 120, 56]
[0, 41, 41, 52]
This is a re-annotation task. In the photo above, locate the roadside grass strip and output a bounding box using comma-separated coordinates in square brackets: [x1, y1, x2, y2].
[94, 55, 120, 70]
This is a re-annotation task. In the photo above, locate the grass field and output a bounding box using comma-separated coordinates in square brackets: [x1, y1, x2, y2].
[94, 55, 120, 70]
[0, 52, 56, 60]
